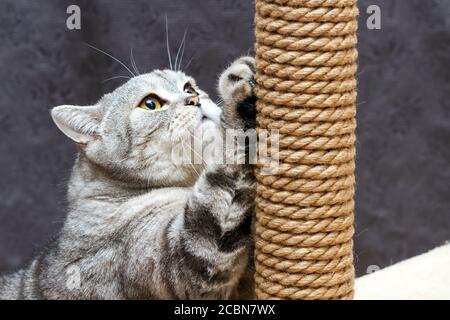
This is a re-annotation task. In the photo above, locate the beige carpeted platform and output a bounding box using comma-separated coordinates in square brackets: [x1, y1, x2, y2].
[355, 243, 450, 300]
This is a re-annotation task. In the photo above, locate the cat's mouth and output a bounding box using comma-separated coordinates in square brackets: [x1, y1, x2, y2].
[195, 107, 216, 128]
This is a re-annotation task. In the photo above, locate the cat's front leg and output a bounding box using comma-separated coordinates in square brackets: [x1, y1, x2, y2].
[158, 164, 255, 299]
[218, 56, 257, 299]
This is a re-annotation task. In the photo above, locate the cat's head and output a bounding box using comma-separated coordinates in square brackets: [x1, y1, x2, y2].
[51, 70, 222, 187]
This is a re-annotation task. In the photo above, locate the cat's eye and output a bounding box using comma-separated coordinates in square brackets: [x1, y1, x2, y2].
[183, 82, 198, 96]
[139, 95, 163, 111]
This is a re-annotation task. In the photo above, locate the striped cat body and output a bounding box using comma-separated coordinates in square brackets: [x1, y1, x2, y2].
[0, 57, 257, 300]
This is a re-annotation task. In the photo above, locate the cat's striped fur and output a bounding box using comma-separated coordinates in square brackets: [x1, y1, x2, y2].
[0, 57, 256, 299]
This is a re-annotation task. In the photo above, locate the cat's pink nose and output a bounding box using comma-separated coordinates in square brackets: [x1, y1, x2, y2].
[185, 96, 200, 107]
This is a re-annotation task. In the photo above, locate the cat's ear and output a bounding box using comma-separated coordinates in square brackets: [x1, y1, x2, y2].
[51, 105, 103, 144]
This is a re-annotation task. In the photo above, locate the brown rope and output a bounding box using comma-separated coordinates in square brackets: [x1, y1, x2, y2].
[254, 0, 358, 300]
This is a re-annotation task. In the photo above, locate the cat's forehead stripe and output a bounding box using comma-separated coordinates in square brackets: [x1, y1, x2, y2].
[153, 70, 181, 92]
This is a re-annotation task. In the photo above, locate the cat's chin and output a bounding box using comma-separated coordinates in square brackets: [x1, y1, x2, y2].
[194, 118, 220, 140]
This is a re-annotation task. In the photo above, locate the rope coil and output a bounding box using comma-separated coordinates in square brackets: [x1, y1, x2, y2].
[254, 0, 358, 299]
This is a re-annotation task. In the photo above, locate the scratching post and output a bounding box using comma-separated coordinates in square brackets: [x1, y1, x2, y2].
[254, 0, 358, 299]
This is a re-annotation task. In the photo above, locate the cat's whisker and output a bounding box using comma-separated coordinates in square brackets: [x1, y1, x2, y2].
[85, 43, 136, 77]
[165, 15, 173, 70]
[184, 53, 196, 71]
[181, 140, 201, 178]
[178, 33, 187, 71]
[190, 145, 207, 168]
[188, 133, 208, 168]
[130, 47, 140, 75]
[175, 29, 188, 71]
[101, 76, 132, 84]
[216, 99, 224, 107]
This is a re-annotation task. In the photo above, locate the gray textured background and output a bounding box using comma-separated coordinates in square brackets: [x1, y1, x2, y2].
[0, 0, 449, 277]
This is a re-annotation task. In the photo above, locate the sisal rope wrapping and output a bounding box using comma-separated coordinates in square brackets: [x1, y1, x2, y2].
[254, 0, 358, 300]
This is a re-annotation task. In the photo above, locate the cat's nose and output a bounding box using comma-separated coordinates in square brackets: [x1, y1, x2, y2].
[185, 96, 200, 107]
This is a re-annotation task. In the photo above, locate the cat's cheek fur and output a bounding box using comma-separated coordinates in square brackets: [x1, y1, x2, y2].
[169, 107, 200, 142]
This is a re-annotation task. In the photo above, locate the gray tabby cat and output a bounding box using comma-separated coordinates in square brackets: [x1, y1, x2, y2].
[0, 56, 257, 299]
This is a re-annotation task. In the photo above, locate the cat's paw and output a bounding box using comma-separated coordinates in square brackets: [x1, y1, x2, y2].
[219, 56, 255, 106]
[218, 56, 256, 130]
